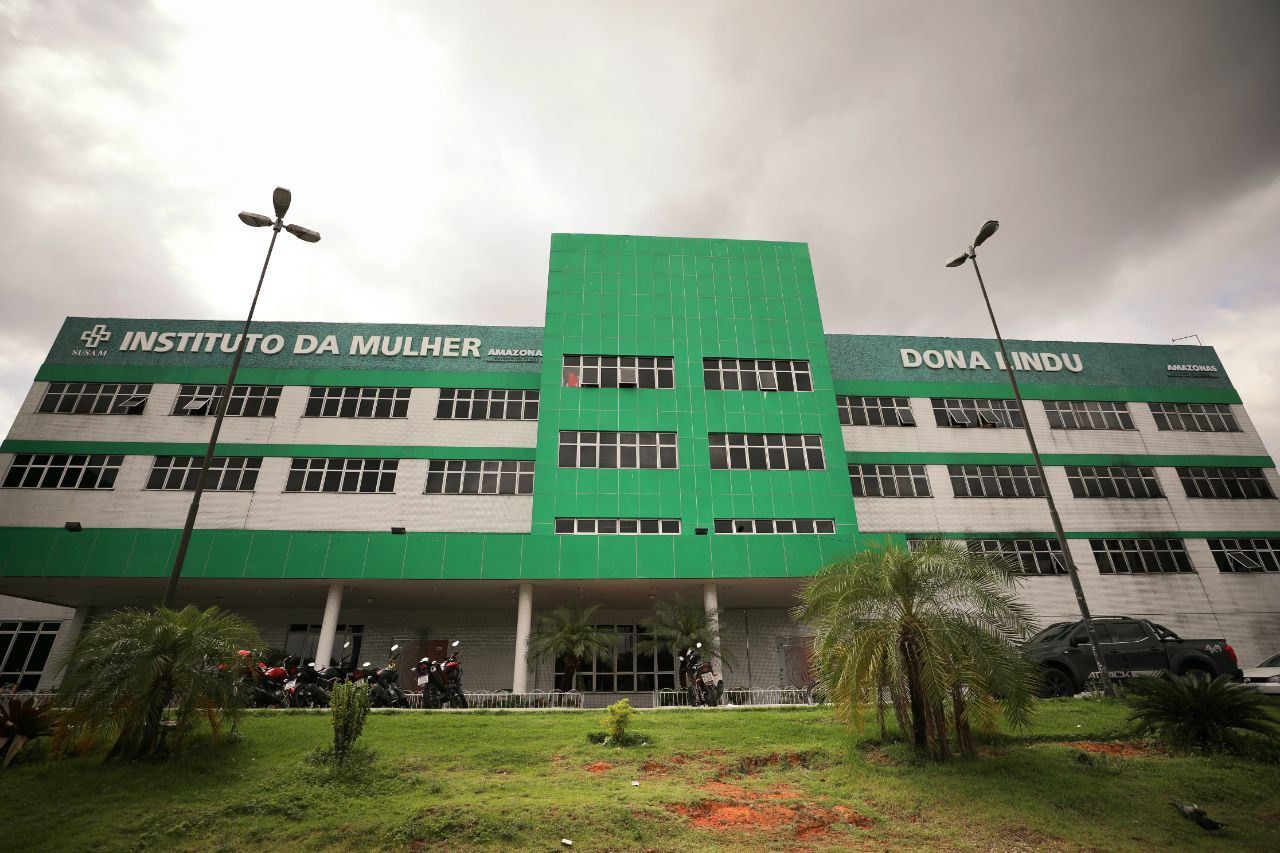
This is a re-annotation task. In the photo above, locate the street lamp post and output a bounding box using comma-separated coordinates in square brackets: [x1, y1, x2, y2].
[161, 188, 320, 609]
[946, 221, 1114, 697]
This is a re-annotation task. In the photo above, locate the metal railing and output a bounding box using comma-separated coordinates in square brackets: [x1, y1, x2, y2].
[403, 690, 584, 710]
[657, 686, 816, 707]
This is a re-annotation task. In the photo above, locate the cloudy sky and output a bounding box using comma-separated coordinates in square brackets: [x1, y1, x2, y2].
[2, 1, 1278, 454]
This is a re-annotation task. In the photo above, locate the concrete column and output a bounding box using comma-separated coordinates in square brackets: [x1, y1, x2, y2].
[703, 582, 721, 673]
[314, 583, 344, 666]
[36, 605, 91, 692]
[512, 583, 534, 693]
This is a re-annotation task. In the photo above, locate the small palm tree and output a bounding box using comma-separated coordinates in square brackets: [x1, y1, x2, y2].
[526, 602, 617, 692]
[1125, 672, 1278, 753]
[53, 605, 263, 761]
[635, 596, 734, 688]
[795, 540, 1039, 760]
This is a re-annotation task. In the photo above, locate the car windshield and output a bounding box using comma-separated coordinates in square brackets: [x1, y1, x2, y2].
[1028, 623, 1074, 643]
[1259, 653, 1280, 668]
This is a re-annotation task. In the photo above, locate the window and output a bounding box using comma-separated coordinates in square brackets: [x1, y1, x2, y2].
[555, 624, 676, 692]
[836, 396, 915, 427]
[2, 453, 124, 490]
[304, 387, 410, 418]
[713, 518, 835, 534]
[283, 623, 364, 666]
[557, 431, 677, 469]
[0, 621, 62, 691]
[708, 433, 825, 471]
[948, 464, 1044, 498]
[145, 456, 262, 491]
[931, 398, 1022, 428]
[1066, 466, 1164, 498]
[285, 458, 398, 493]
[1177, 467, 1274, 500]
[1090, 538, 1193, 574]
[554, 518, 681, 534]
[563, 355, 674, 389]
[703, 358, 812, 392]
[1208, 538, 1280, 573]
[172, 384, 282, 417]
[38, 382, 151, 415]
[1149, 402, 1240, 433]
[848, 464, 931, 497]
[435, 388, 539, 420]
[1044, 400, 1134, 430]
[967, 539, 1067, 576]
[425, 460, 534, 495]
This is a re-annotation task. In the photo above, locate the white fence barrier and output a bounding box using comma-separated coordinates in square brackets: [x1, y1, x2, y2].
[404, 690, 584, 710]
[656, 687, 815, 707]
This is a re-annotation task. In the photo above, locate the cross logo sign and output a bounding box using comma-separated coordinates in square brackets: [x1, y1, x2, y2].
[80, 324, 112, 348]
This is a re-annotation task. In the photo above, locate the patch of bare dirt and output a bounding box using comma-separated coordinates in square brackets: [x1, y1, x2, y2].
[584, 761, 614, 773]
[731, 751, 819, 775]
[666, 779, 873, 841]
[1059, 740, 1157, 758]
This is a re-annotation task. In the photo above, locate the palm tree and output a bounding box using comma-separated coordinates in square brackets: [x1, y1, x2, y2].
[795, 540, 1040, 760]
[53, 605, 263, 761]
[526, 601, 617, 692]
[635, 596, 734, 689]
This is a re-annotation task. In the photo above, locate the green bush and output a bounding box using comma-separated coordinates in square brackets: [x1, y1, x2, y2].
[330, 681, 371, 765]
[601, 698, 635, 742]
[1124, 672, 1278, 754]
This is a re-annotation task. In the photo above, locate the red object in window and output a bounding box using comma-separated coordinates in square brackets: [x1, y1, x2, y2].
[565, 371, 580, 387]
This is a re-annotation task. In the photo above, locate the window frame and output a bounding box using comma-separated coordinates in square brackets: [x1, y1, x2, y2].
[931, 397, 1022, 429]
[424, 459, 535, 495]
[1207, 538, 1280, 573]
[557, 431, 678, 469]
[554, 518, 681, 534]
[435, 388, 539, 420]
[1176, 467, 1274, 500]
[284, 458, 400, 494]
[1149, 402, 1240, 433]
[172, 384, 282, 418]
[1065, 466, 1164, 499]
[708, 433, 826, 471]
[1043, 400, 1135, 431]
[37, 382, 152, 416]
[712, 518, 835, 534]
[836, 396, 916, 427]
[702, 357, 813, 393]
[1090, 538, 1194, 574]
[145, 456, 262, 492]
[2, 453, 125, 490]
[563, 355, 675, 390]
[947, 464, 1044, 498]
[848, 464, 931, 497]
[303, 386, 411, 419]
[0, 620, 63, 692]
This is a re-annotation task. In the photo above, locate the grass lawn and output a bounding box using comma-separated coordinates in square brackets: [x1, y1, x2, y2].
[2, 699, 1276, 851]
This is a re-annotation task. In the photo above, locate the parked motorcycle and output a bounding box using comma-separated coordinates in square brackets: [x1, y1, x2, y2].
[413, 656, 447, 709]
[284, 656, 332, 708]
[440, 640, 467, 708]
[378, 645, 410, 708]
[681, 642, 720, 707]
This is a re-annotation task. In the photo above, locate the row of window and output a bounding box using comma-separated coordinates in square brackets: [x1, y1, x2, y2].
[1, 621, 62, 692]
[838, 396, 1241, 433]
[552, 518, 837, 535]
[35, 383, 1246, 435]
[911, 537, 1280, 575]
[850, 464, 1275, 500]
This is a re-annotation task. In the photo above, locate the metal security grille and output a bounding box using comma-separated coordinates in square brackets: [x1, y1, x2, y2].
[931, 397, 1022, 428]
[145, 456, 262, 491]
[554, 518, 681, 534]
[836, 396, 915, 427]
[172, 384, 282, 417]
[702, 358, 813, 392]
[304, 387, 410, 418]
[1207, 538, 1280, 573]
[557, 431, 678, 469]
[713, 518, 835, 534]
[968, 539, 1067, 575]
[1043, 400, 1134, 430]
[562, 355, 675, 389]
[948, 465, 1044, 498]
[38, 382, 151, 415]
[1149, 402, 1240, 433]
[285, 458, 399, 493]
[1090, 538, 1193, 574]
[848, 464, 931, 497]
[424, 460, 534, 495]
[435, 388, 539, 420]
[1176, 467, 1274, 499]
[1, 620, 62, 691]
[1066, 466, 1164, 498]
[708, 433, 825, 470]
[2, 453, 124, 489]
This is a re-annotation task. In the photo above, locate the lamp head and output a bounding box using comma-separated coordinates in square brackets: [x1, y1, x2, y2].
[272, 187, 292, 219]
[974, 220, 1000, 247]
[239, 212, 274, 228]
[945, 252, 970, 268]
[286, 223, 321, 243]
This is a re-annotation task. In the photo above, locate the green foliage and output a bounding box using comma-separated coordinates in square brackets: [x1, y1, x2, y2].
[525, 601, 617, 691]
[329, 681, 371, 765]
[52, 605, 263, 761]
[1123, 672, 1279, 753]
[635, 596, 734, 686]
[1, 686, 54, 768]
[601, 698, 635, 741]
[796, 540, 1040, 761]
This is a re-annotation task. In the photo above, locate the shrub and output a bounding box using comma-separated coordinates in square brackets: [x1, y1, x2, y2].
[1, 688, 54, 768]
[1124, 672, 1278, 753]
[330, 681, 371, 765]
[601, 698, 635, 742]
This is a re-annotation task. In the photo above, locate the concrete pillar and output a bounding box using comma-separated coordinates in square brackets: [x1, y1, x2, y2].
[703, 582, 721, 673]
[314, 583, 344, 666]
[512, 583, 534, 693]
[36, 605, 91, 692]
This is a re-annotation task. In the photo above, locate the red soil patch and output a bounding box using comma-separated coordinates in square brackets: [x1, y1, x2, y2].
[584, 761, 614, 773]
[641, 759, 668, 775]
[668, 779, 873, 840]
[673, 801, 798, 831]
[1060, 741, 1156, 758]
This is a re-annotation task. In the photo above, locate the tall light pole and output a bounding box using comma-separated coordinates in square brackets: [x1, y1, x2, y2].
[946, 221, 1114, 697]
[161, 188, 320, 609]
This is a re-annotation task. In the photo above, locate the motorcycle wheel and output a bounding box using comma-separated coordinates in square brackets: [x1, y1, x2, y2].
[450, 688, 469, 709]
[701, 683, 719, 707]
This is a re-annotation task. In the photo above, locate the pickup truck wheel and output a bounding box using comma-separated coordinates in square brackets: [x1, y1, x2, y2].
[1178, 664, 1213, 681]
[1039, 668, 1075, 698]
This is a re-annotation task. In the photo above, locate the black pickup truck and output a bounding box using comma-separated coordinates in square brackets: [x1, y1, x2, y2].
[1024, 616, 1241, 697]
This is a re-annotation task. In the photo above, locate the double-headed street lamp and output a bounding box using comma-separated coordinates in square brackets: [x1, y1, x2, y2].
[946, 221, 1114, 696]
[161, 188, 320, 609]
